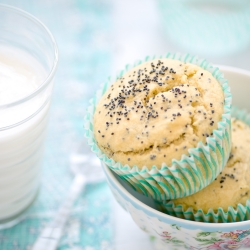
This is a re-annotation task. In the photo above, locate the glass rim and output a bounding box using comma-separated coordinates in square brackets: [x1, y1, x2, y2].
[0, 4, 59, 109]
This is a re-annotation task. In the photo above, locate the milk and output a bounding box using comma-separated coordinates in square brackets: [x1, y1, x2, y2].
[0, 49, 42, 105]
[0, 46, 51, 222]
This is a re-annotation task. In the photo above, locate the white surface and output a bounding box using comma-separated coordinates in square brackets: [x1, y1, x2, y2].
[112, 197, 154, 250]
[111, 0, 168, 76]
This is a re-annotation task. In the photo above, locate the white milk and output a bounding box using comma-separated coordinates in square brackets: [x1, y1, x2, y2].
[0, 46, 51, 221]
[0, 50, 42, 105]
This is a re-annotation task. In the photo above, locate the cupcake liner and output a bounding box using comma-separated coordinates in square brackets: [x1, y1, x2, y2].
[158, 200, 250, 223]
[84, 53, 232, 201]
[159, 106, 250, 223]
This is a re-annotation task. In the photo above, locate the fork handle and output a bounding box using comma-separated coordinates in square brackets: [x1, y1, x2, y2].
[32, 174, 86, 250]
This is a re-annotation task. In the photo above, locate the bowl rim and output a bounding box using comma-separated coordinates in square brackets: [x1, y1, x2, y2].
[217, 64, 250, 77]
[104, 163, 250, 228]
[103, 64, 250, 229]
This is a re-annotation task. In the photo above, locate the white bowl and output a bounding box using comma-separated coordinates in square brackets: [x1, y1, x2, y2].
[102, 65, 250, 250]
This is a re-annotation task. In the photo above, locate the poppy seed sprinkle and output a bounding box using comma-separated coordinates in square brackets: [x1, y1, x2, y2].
[93, 57, 225, 169]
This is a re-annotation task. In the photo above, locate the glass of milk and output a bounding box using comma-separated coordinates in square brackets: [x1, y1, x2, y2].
[0, 4, 58, 227]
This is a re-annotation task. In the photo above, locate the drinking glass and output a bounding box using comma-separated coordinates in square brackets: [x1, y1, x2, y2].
[0, 4, 58, 228]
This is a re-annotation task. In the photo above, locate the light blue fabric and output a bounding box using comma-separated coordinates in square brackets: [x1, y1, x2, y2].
[0, 0, 113, 249]
[157, 0, 250, 57]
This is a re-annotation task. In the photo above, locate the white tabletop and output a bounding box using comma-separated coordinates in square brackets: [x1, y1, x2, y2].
[113, 198, 154, 250]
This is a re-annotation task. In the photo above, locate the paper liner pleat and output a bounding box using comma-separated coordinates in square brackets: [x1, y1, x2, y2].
[159, 200, 250, 223]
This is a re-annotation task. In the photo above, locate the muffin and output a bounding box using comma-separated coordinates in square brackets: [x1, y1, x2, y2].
[85, 54, 232, 201]
[94, 58, 224, 168]
[162, 118, 250, 222]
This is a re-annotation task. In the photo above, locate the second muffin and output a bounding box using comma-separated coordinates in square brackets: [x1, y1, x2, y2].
[162, 118, 250, 222]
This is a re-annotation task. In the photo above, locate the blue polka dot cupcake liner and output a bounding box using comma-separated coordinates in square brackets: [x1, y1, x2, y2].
[84, 53, 232, 201]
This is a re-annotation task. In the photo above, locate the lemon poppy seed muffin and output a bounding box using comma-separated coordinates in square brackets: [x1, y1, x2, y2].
[93, 58, 224, 169]
[171, 119, 250, 213]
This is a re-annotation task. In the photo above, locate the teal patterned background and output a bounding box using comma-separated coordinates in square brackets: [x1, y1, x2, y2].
[0, 0, 113, 249]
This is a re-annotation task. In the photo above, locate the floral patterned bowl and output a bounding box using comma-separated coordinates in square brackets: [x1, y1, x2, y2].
[103, 163, 250, 250]
[102, 65, 250, 250]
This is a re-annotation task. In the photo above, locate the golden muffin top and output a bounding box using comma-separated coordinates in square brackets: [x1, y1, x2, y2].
[94, 58, 224, 169]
